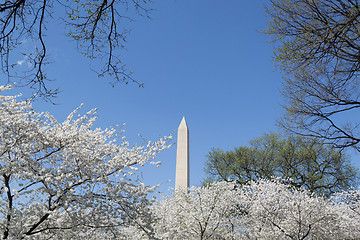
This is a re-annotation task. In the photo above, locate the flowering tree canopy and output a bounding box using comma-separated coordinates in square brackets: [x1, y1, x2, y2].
[128, 180, 360, 239]
[150, 182, 241, 240]
[239, 179, 360, 239]
[0, 86, 171, 239]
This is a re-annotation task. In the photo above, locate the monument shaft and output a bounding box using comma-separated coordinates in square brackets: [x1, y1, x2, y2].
[175, 117, 189, 191]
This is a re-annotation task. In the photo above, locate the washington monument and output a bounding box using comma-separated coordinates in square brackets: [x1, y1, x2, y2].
[175, 117, 189, 191]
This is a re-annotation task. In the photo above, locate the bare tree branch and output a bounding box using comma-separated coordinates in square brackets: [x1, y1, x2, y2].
[266, 0, 360, 151]
[0, 0, 152, 99]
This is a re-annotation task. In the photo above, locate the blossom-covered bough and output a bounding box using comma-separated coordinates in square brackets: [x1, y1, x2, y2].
[0, 86, 171, 239]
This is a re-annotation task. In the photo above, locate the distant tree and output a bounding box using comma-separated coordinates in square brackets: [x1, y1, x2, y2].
[204, 133, 359, 197]
[265, 0, 360, 151]
[0, 86, 171, 239]
[0, 0, 152, 98]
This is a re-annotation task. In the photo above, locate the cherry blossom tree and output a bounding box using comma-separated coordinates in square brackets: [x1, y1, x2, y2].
[129, 180, 360, 239]
[0, 85, 171, 239]
[150, 182, 242, 240]
[239, 179, 360, 239]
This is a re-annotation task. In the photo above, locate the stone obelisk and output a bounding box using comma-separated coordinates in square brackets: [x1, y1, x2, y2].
[175, 117, 189, 191]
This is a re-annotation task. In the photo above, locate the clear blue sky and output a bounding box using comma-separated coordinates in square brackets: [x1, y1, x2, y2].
[3, 0, 360, 194]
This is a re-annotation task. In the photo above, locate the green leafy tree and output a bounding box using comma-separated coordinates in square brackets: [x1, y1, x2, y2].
[265, 0, 360, 151]
[0, 0, 151, 98]
[204, 133, 359, 197]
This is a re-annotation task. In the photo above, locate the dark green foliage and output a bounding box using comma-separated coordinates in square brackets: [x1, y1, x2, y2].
[205, 133, 359, 197]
